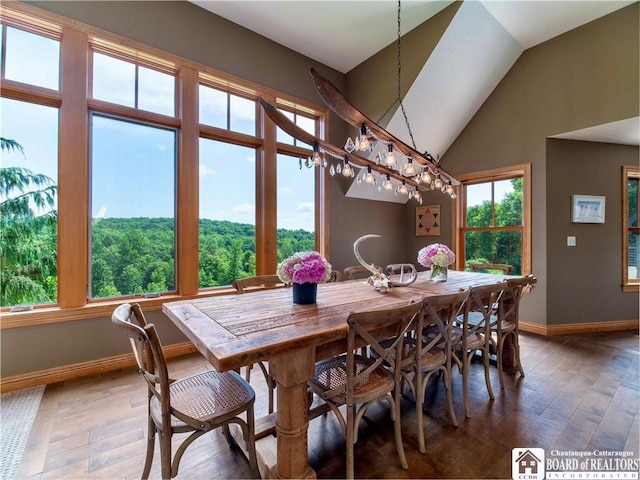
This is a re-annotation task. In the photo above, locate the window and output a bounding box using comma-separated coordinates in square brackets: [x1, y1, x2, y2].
[199, 139, 256, 287]
[3, 25, 60, 90]
[0, 4, 328, 325]
[276, 108, 313, 149]
[276, 153, 316, 261]
[455, 164, 531, 275]
[0, 98, 59, 308]
[623, 166, 639, 291]
[92, 51, 175, 116]
[90, 115, 176, 298]
[199, 84, 255, 135]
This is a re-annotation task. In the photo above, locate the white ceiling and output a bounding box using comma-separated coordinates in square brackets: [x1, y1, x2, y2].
[192, 0, 638, 203]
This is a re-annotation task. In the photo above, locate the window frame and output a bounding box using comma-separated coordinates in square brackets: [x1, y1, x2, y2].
[454, 163, 531, 275]
[622, 165, 640, 292]
[0, 3, 330, 327]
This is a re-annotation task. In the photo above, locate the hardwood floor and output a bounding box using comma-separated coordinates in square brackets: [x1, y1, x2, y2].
[16, 330, 639, 479]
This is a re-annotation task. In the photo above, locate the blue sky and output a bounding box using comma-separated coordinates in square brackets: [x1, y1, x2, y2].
[1, 26, 316, 233]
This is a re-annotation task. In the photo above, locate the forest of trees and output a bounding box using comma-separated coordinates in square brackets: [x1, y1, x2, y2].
[464, 178, 524, 274]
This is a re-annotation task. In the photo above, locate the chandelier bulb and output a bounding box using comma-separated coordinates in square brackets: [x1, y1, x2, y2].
[342, 157, 353, 177]
[364, 166, 375, 185]
[384, 143, 397, 169]
[357, 124, 370, 151]
[434, 174, 443, 189]
[383, 174, 393, 191]
[403, 157, 416, 177]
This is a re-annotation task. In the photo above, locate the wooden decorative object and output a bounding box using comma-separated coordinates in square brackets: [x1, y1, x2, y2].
[416, 205, 440, 236]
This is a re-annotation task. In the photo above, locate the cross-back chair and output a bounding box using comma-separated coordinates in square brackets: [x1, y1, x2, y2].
[329, 269, 342, 282]
[409, 289, 470, 452]
[308, 301, 422, 479]
[495, 274, 537, 387]
[343, 265, 377, 280]
[469, 263, 514, 275]
[232, 275, 285, 414]
[111, 303, 260, 479]
[453, 282, 505, 417]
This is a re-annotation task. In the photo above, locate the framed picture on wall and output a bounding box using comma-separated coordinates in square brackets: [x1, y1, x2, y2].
[416, 205, 440, 235]
[571, 195, 606, 223]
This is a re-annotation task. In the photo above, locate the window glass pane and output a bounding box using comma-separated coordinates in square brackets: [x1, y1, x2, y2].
[0, 98, 59, 307]
[295, 114, 314, 149]
[92, 52, 135, 107]
[495, 178, 522, 227]
[276, 109, 294, 145]
[465, 230, 522, 275]
[628, 178, 638, 227]
[90, 115, 176, 298]
[199, 139, 256, 288]
[628, 231, 639, 280]
[466, 183, 491, 227]
[138, 66, 175, 116]
[199, 84, 227, 128]
[276, 154, 315, 262]
[5, 27, 59, 90]
[229, 94, 255, 135]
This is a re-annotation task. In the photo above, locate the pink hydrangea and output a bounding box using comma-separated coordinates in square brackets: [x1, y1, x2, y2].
[276, 251, 332, 284]
[417, 243, 455, 268]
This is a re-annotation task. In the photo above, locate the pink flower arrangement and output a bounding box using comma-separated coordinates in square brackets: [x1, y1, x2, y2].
[417, 243, 456, 269]
[276, 251, 332, 284]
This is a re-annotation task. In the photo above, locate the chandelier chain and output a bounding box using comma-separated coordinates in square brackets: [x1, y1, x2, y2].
[376, 0, 418, 152]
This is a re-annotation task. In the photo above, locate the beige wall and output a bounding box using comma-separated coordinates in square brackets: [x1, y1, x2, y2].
[436, 3, 639, 325]
[546, 139, 639, 325]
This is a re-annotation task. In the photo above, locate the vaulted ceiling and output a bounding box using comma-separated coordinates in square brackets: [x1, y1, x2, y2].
[192, 1, 638, 201]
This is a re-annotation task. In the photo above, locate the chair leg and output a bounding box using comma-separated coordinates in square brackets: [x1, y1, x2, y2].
[442, 366, 458, 427]
[496, 334, 506, 389]
[142, 416, 156, 479]
[346, 404, 356, 480]
[415, 371, 426, 454]
[462, 352, 472, 418]
[482, 345, 495, 401]
[393, 387, 408, 470]
[244, 406, 261, 479]
[158, 429, 172, 479]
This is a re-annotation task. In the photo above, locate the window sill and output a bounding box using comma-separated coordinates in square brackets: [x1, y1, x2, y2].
[0, 287, 238, 329]
[622, 283, 639, 293]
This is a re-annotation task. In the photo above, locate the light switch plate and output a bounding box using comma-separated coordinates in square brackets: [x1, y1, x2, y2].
[567, 236, 576, 247]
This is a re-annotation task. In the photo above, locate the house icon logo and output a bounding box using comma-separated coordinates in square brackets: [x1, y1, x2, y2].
[512, 448, 545, 480]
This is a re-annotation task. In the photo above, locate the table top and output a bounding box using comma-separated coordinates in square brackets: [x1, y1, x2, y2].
[162, 270, 510, 371]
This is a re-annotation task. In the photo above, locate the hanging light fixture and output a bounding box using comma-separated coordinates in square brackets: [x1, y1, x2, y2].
[258, 0, 460, 201]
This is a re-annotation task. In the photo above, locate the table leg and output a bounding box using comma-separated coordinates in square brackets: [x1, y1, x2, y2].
[269, 348, 317, 479]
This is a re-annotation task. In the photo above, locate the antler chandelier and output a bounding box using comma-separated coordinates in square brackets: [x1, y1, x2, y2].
[260, 0, 459, 201]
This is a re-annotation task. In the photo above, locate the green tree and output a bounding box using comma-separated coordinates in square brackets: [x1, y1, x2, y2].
[0, 138, 58, 306]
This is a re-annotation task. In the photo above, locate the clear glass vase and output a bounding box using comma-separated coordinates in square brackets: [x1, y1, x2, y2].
[430, 265, 448, 282]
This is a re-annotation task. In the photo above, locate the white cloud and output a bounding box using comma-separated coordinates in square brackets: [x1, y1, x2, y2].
[234, 203, 254, 215]
[95, 205, 107, 219]
[156, 144, 166, 151]
[200, 164, 215, 176]
[296, 202, 314, 213]
[279, 187, 294, 195]
[246, 155, 255, 164]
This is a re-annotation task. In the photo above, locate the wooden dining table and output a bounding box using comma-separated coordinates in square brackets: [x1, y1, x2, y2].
[162, 270, 511, 479]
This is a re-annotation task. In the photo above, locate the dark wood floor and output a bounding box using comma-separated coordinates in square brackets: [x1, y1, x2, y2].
[16, 330, 639, 479]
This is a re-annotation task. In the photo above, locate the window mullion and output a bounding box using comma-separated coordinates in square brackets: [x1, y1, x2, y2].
[58, 26, 89, 308]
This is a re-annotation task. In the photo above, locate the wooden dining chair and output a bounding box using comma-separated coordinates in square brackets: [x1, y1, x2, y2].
[452, 282, 504, 417]
[111, 303, 260, 479]
[469, 262, 514, 274]
[232, 275, 285, 414]
[410, 290, 469, 452]
[343, 265, 377, 280]
[308, 301, 422, 480]
[494, 274, 537, 387]
[329, 269, 342, 282]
